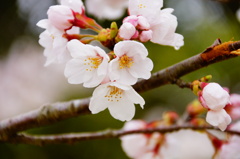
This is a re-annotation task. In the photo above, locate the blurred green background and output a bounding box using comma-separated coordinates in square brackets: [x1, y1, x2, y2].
[0, 0, 240, 158]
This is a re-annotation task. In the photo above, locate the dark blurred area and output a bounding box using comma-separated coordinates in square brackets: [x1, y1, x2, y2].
[0, 0, 240, 159]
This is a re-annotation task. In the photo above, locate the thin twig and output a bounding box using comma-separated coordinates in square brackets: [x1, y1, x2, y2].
[3, 125, 240, 146]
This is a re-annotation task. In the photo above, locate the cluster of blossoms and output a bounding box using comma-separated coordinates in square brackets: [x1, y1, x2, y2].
[37, 0, 183, 121]
[121, 118, 240, 159]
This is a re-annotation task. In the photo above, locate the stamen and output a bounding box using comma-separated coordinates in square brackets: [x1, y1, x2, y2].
[84, 56, 102, 71]
[104, 86, 123, 102]
[119, 55, 134, 69]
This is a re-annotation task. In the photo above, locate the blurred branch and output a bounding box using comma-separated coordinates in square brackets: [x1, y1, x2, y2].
[3, 125, 240, 146]
[0, 39, 240, 142]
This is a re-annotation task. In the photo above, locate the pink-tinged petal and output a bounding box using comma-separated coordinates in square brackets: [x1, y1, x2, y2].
[60, 0, 84, 14]
[47, 5, 73, 31]
[137, 16, 150, 30]
[129, 57, 153, 79]
[123, 15, 139, 27]
[206, 109, 231, 131]
[202, 83, 230, 111]
[66, 26, 80, 34]
[125, 87, 145, 109]
[129, 0, 163, 17]
[119, 22, 136, 40]
[108, 98, 136, 121]
[139, 30, 152, 42]
[114, 40, 148, 58]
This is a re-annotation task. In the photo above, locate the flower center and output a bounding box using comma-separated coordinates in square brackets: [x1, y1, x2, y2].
[84, 57, 102, 71]
[119, 55, 134, 69]
[104, 86, 123, 102]
[138, 4, 146, 9]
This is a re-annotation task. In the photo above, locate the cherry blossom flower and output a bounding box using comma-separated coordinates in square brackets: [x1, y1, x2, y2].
[199, 83, 231, 131]
[215, 121, 240, 159]
[121, 120, 163, 159]
[109, 40, 153, 85]
[119, 0, 184, 49]
[37, 19, 79, 66]
[85, 0, 128, 20]
[225, 93, 240, 120]
[64, 39, 109, 87]
[47, 0, 84, 31]
[121, 120, 215, 159]
[89, 82, 145, 121]
[160, 130, 215, 159]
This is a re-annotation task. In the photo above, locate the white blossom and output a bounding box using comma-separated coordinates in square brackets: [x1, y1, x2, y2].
[89, 82, 145, 121]
[37, 19, 79, 66]
[121, 0, 184, 49]
[109, 40, 153, 85]
[64, 39, 109, 88]
[85, 0, 128, 20]
[200, 83, 231, 131]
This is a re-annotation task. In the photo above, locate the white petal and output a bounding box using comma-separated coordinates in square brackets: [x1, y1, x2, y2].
[108, 98, 136, 121]
[36, 19, 49, 29]
[114, 40, 148, 58]
[206, 109, 232, 131]
[67, 40, 95, 58]
[89, 84, 110, 114]
[125, 87, 145, 108]
[129, 0, 163, 17]
[129, 57, 153, 79]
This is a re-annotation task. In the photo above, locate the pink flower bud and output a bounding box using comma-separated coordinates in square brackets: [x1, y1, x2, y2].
[137, 16, 150, 30]
[118, 22, 136, 40]
[47, 5, 74, 31]
[202, 83, 230, 111]
[123, 15, 138, 27]
[139, 30, 153, 42]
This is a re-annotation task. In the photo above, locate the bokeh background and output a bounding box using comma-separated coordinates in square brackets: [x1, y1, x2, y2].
[0, 0, 240, 158]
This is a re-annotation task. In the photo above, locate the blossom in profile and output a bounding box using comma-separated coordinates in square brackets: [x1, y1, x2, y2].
[119, 0, 184, 50]
[64, 39, 109, 88]
[37, 19, 79, 66]
[47, 0, 85, 31]
[85, 0, 128, 20]
[89, 82, 145, 121]
[109, 40, 153, 85]
[199, 82, 231, 131]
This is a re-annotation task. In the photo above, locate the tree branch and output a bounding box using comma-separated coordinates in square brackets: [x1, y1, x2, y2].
[4, 125, 240, 146]
[0, 40, 239, 142]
